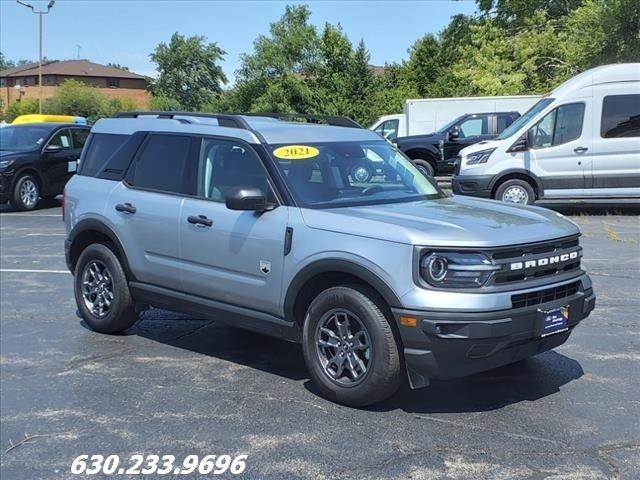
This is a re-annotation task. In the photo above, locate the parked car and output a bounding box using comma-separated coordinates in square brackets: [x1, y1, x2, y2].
[64, 111, 595, 407]
[0, 122, 90, 210]
[453, 63, 640, 204]
[393, 111, 520, 176]
[369, 95, 541, 139]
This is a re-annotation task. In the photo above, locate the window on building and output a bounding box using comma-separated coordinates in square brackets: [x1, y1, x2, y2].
[107, 78, 120, 88]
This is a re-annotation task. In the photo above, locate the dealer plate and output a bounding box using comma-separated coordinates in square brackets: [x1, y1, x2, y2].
[539, 305, 569, 337]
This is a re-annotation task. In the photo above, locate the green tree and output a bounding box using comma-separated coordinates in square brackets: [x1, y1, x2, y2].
[150, 33, 227, 111]
[149, 95, 182, 111]
[43, 79, 104, 122]
[3, 98, 39, 122]
[107, 63, 130, 72]
[405, 34, 442, 97]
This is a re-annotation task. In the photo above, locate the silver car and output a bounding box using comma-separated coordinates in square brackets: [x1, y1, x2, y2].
[64, 112, 595, 407]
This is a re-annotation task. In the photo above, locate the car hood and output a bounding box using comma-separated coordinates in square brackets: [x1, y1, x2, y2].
[300, 196, 579, 247]
[0, 150, 24, 158]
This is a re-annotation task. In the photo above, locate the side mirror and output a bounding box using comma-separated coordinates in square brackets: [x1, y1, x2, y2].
[225, 186, 274, 212]
[508, 134, 528, 152]
[44, 144, 63, 153]
[448, 126, 460, 140]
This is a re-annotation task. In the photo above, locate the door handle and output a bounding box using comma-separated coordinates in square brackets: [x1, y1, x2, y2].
[187, 215, 213, 227]
[574, 146, 588, 153]
[115, 203, 136, 214]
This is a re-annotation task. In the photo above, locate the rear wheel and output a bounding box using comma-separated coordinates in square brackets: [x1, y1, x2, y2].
[74, 243, 138, 333]
[495, 179, 535, 205]
[412, 159, 435, 177]
[302, 286, 401, 407]
[10, 174, 40, 211]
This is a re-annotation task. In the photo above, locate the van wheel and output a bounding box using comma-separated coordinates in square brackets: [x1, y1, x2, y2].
[413, 159, 435, 177]
[302, 286, 401, 407]
[10, 174, 40, 211]
[74, 243, 138, 333]
[495, 179, 535, 205]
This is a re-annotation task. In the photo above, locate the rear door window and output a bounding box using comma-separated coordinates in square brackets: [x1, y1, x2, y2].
[79, 133, 128, 177]
[601, 94, 640, 138]
[497, 114, 517, 133]
[71, 128, 90, 149]
[127, 134, 193, 194]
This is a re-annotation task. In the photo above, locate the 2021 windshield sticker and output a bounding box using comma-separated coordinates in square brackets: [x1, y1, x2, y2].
[272, 145, 319, 160]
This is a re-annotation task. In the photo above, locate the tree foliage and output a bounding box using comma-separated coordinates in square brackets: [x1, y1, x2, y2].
[149, 33, 227, 111]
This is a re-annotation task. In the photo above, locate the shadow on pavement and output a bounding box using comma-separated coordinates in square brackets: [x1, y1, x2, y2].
[127, 312, 583, 413]
[0, 197, 61, 213]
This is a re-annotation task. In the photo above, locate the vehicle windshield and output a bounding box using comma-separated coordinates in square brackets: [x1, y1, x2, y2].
[0, 125, 52, 152]
[436, 115, 464, 134]
[497, 98, 554, 140]
[270, 140, 443, 208]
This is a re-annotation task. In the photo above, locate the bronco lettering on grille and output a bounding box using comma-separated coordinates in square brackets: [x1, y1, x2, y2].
[510, 250, 580, 271]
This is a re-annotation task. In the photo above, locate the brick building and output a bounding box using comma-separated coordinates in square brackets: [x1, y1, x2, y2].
[0, 59, 151, 111]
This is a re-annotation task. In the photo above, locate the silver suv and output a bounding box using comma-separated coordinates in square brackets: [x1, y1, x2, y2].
[64, 112, 596, 407]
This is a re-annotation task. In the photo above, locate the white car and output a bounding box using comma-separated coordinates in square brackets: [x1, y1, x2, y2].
[452, 63, 640, 204]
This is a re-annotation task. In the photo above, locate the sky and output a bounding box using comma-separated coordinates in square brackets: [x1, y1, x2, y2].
[0, 0, 478, 82]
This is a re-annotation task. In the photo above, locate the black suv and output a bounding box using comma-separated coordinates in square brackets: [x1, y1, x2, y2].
[0, 123, 90, 210]
[393, 112, 519, 177]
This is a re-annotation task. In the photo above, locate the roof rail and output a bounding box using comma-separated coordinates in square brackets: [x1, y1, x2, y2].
[112, 111, 253, 130]
[241, 112, 362, 129]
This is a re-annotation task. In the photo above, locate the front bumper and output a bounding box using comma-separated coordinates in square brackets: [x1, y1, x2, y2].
[392, 282, 595, 389]
[0, 170, 16, 203]
[451, 174, 494, 198]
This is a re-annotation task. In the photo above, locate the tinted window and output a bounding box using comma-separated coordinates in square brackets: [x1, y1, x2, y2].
[497, 114, 516, 133]
[129, 134, 191, 193]
[601, 94, 640, 138]
[49, 129, 72, 149]
[382, 120, 399, 140]
[196, 138, 273, 202]
[458, 116, 488, 138]
[79, 133, 128, 177]
[529, 103, 584, 148]
[71, 128, 90, 149]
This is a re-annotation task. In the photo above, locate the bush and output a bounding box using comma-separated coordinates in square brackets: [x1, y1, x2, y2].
[3, 98, 40, 123]
[99, 97, 138, 117]
[148, 95, 182, 111]
[43, 79, 104, 122]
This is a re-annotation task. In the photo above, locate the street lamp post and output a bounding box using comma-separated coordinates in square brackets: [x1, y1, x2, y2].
[16, 1, 55, 114]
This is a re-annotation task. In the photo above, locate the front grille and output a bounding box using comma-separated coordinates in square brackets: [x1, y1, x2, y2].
[511, 281, 580, 309]
[489, 235, 582, 286]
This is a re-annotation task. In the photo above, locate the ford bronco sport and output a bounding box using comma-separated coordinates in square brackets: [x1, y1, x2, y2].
[64, 112, 595, 407]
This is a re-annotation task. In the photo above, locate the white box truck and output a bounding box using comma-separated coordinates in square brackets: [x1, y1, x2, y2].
[370, 95, 543, 139]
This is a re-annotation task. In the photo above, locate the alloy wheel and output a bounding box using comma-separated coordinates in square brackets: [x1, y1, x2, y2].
[81, 260, 114, 318]
[315, 309, 372, 386]
[20, 179, 38, 208]
[502, 185, 529, 204]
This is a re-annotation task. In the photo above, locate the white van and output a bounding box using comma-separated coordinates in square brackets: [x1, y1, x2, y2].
[452, 64, 640, 204]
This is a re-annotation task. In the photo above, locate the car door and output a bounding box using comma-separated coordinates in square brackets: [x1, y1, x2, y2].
[589, 90, 640, 195]
[107, 133, 193, 290]
[443, 114, 493, 160]
[41, 128, 78, 194]
[527, 101, 591, 197]
[180, 137, 288, 316]
[68, 127, 90, 179]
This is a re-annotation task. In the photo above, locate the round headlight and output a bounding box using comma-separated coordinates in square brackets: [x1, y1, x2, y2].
[427, 255, 448, 282]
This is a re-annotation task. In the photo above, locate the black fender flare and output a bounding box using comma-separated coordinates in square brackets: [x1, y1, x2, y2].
[489, 169, 544, 197]
[67, 219, 135, 279]
[283, 259, 403, 322]
[404, 146, 440, 164]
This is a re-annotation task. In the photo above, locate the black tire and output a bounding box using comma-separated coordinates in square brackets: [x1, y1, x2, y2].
[302, 286, 401, 407]
[10, 174, 40, 211]
[494, 178, 536, 205]
[412, 159, 435, 177]
[74, 243, 138, 334]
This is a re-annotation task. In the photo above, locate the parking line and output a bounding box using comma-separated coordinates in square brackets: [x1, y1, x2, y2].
[0, 268, 69, 274]
[0, 214, 61, 217]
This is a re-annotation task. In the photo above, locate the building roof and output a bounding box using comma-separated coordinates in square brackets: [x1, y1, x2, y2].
[0, 60, 147, 80]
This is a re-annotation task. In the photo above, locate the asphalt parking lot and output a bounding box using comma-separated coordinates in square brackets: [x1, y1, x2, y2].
[1, 198, 639, 480]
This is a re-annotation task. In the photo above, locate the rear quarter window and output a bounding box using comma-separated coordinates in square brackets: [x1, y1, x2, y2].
[79, 133, 129, 177]
[601, 94, 640, 138]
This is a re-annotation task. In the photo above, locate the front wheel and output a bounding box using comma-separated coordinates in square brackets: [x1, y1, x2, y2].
[494, 179, 535, 205]
[10, 174, 40, 211]
[302, 286, 401, 407]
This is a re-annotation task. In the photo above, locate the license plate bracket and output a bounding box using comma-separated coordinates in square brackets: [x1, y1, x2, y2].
[537, 305, 569, 338]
